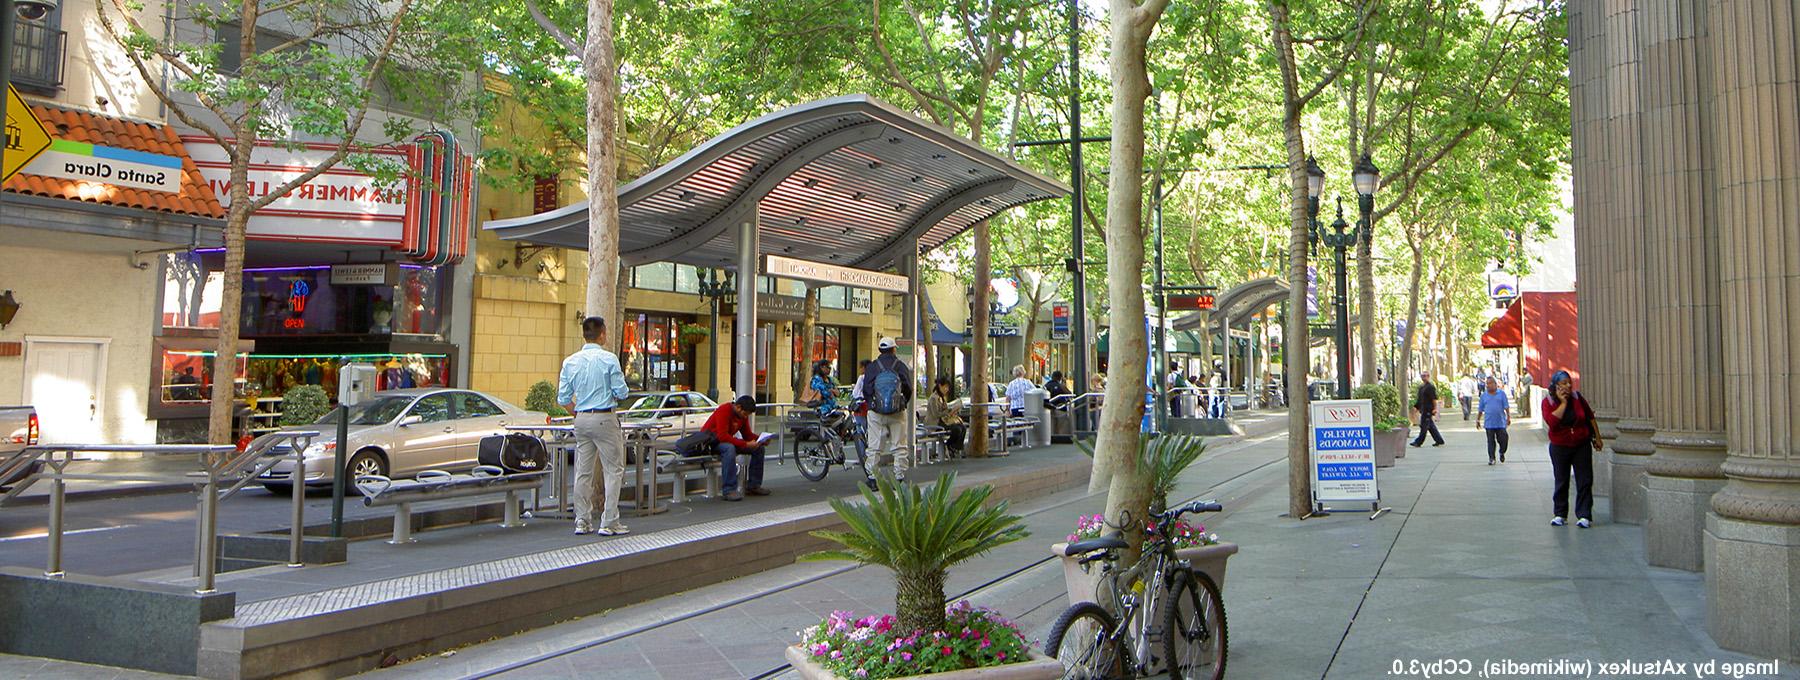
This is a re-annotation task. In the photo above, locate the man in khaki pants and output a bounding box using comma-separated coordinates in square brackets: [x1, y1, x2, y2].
[558, 317, 631, 536]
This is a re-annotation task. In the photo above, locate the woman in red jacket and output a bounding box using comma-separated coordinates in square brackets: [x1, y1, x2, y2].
[1542, 370, 1603, 528]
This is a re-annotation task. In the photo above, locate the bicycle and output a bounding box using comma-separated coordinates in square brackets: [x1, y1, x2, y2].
[1045, 499, 1228, 680]
[789, 407, 873, 482]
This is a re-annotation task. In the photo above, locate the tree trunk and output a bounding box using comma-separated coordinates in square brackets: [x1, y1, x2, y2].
[1398, 241, 1424, 412]
[895, 567, 947, 635]
[584, 0, 621, 345]
[1269, 0, 1314, 519]
[796, 284, 821, 394]
[1090, 0, 1167, 561]
[969, 221, 992, 458]
[206, 197, 254, 445]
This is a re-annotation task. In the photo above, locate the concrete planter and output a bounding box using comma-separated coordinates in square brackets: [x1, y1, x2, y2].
[1375, 427, 1406, 466]
[785, 645, 1061, 680]
[1375, 428, 1404, 458]
[1050, 541, 1238, 606]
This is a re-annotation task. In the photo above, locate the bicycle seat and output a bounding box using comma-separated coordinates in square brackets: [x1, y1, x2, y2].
[1062, 535, 1129, 556]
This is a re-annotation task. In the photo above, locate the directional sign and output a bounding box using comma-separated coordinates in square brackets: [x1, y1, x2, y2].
[2, 85, 51, 182]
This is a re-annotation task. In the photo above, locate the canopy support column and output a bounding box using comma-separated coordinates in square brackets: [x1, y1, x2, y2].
[734, 206, 760, 399]
[901, 250, 920, 457]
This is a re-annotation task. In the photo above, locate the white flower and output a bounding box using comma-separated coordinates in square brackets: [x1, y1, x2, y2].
[1208, 533, 1219, 542]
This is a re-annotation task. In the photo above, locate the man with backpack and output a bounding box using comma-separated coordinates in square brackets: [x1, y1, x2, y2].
[859, 337, 915, 490]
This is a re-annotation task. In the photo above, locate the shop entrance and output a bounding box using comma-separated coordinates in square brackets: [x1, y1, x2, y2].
[23, 337, 108, 443]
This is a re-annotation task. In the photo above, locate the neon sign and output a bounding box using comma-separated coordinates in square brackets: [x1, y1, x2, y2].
[286, 281, 311, 328]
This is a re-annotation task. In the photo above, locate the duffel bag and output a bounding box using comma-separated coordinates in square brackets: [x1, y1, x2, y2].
[672, 429, 718, 458]
[478, 432, 550, 473]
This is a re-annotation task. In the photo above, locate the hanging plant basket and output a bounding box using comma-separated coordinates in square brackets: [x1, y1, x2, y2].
[678, 322, 711, 348]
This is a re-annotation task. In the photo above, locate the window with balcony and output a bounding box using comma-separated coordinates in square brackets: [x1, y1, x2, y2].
[12, 7, 66, 95]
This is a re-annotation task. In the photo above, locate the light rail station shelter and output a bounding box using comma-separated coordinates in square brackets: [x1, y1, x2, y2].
[486, 95, 1071, 397]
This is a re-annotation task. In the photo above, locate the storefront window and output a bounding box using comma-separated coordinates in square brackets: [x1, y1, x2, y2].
[236, 265, 447, 337]
[793, 326, 845, 387]
[156, 349, 245, 405]
[162, 253, 223, 330]
[156, 349, 448, 408]
[632, 262, 703, 294]
[391, 266, 444, 335]
[621, 312, 695, 392]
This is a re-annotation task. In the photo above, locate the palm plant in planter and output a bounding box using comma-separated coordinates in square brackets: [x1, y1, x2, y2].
[792, 473, 1059, 679]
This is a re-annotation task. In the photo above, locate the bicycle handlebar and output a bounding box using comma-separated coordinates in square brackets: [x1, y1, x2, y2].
[1154, 500, 1223, 521]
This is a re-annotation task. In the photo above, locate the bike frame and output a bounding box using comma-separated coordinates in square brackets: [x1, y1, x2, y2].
[1086, 513, 1213, 677]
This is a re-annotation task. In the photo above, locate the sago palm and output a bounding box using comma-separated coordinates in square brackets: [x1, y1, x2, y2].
[804, 472, 1029, 633]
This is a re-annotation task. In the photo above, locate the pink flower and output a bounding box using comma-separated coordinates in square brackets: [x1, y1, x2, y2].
[942, 645, 954, 656]
[997, 652, 1007, 661]
[901, 652, 913, 662]
[813, 643, 829, 656]
[831, 650, 844, 660]
[854, 670, 868, 678]
[980, 639, 992, 649]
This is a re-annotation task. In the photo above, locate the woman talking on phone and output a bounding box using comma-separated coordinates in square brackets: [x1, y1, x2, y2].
[1542, 370, 1603, 528]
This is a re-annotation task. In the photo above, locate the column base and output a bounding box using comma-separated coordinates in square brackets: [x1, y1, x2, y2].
[1593, 448, 1612, 498]
[1645, 474, 1726, 571]
[1706, 513, 1800, 660]
[1610, 451, 1650, 524]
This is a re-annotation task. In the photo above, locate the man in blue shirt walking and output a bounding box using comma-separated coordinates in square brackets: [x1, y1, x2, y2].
[558, 317, 632, 536]
[1477, 376, 1511, 465]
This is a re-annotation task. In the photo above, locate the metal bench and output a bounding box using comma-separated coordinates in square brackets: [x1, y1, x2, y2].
[644, 441, 722, 500]
[916, 426, 952, 464]
[986, 416, 1040, 451]
[356, 467, 549, 544]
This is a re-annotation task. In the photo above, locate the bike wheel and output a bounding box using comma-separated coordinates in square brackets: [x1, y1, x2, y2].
[1045, 601, 1124, 680]
[1162, 569, 1227, 680]
[794, 440, 832, 482]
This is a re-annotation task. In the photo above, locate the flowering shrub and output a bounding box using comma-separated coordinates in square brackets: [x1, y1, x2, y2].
[796, 601, 1031, 679]
[1067, 513, 1220, 550]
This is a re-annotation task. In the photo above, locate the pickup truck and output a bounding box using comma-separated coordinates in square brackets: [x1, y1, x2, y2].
[0, 406, 41, 490]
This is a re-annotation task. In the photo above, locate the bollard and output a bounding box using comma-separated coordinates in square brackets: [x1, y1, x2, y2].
[45, 456, 64, 578]
[502, 490, 524, 528]
[197, 475, 218, 593]
[288, 452, 305, 567]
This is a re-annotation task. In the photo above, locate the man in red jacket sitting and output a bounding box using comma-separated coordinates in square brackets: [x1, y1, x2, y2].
[704, 395, 770, 501]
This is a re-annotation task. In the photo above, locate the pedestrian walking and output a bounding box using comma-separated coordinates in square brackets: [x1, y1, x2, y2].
[1458, 374, 1478, 420]
[557, 317, 631, 536]
[1409, 372, 1446, 447]
[1543, 370, 1602, 528]
[859, 338, 914, 489]
[1477, 376, 1511, 464]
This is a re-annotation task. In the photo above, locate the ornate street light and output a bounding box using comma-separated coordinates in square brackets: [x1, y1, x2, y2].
[1305, 157, 1326, 254]
[1353, 154, 1381, 247]
[697, 269, 735, 400]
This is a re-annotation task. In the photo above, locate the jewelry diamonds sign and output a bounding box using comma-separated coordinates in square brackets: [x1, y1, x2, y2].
[1310, 398, 1379, 509]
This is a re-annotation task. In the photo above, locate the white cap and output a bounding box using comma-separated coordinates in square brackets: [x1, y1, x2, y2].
[878, 337, 897, 350]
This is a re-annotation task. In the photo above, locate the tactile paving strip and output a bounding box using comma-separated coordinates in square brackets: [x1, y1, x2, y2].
[228, 501, 835, 627]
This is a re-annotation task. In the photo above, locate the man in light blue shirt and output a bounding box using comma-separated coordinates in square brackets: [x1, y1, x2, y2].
[558, 317, 631, 535]
[1477, 376, 1511, 465]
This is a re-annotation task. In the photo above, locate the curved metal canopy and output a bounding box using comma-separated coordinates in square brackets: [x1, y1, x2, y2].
[1173, 277, 1289, 335]
[485, 95, 1070, 272]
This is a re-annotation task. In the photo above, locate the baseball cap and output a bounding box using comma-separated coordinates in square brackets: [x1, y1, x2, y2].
[878, 337, 897, 350]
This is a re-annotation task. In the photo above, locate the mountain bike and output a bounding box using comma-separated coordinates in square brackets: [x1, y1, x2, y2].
[789, 407, 872, 482]
[1046, 500, 1228, 680]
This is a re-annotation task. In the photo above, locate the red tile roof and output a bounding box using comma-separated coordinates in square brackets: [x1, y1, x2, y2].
[3, 103, 225, 219]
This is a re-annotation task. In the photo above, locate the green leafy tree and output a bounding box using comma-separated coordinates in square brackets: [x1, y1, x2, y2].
[98, 0, 481, 444]
[805, 473, 1028, 634]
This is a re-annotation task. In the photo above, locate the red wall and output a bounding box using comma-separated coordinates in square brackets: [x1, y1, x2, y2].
[1522, 291, 1579, 387]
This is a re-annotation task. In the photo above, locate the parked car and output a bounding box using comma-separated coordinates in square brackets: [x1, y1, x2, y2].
[618, 391, 717, 437]
[255, 388, 540, 493]
[0, 406, 40, 490]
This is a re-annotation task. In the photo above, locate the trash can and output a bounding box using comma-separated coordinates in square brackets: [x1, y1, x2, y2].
[1025, 388, 1050, 448]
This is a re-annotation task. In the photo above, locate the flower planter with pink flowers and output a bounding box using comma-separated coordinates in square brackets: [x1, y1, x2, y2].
[788, 605, 1061, 680]
[1053, 513, 1237, 606]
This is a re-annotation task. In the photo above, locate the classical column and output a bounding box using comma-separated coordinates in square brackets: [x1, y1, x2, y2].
[1638, 0, 1727, 571]
[1604, 0, 1655, 524]
[1568, 0, 1610, 498]
[1703, 0, 1800, 659]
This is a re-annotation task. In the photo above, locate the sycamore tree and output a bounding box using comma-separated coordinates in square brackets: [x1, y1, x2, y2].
[99, 0, 479, 444]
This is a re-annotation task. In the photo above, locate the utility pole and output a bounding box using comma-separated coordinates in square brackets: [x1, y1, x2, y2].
[1066, 0, 1090, 432]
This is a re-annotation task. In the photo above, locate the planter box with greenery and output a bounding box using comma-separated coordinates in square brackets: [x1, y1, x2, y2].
[1353, 383, 1408, 466]
[279, 385, 330, 426]
[792, 474, 1056, 680]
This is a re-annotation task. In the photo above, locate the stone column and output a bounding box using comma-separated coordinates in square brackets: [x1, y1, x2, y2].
[1638, 0, 1727, 572]
[1603, 0, 1655, 524]
[1703, 0, 1800, 660]
[1568, 0, 1610, 498]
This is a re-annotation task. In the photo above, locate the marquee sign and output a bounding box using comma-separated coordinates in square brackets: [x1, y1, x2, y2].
[185, 137, 409, 245]
[764, 255, 910, 294]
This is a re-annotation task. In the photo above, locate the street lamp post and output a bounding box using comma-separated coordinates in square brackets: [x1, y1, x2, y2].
[1306, 155, 1379, 399]
[698, 269, 734, 401]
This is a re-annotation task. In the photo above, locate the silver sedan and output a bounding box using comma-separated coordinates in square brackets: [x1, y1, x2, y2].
[255, 388, 541, 493]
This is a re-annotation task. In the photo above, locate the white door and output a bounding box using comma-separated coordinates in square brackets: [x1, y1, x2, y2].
[24, 339, 107, 444]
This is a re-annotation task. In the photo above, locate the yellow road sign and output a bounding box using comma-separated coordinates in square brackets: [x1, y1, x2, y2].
[3, 85, 51, 182]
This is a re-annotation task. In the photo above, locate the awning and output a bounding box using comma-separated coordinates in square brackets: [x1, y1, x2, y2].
[1172, 330, 1204, 354]
[1482, 299, 1522, 348]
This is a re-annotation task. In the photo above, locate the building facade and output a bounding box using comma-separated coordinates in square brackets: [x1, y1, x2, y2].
[1570, 0, 1800, 659]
